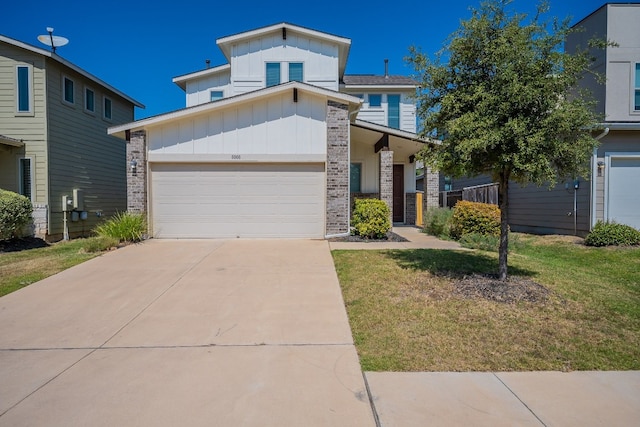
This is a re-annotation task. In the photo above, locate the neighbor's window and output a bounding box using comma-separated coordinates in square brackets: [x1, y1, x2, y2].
[103, 96, 112, 120]
[388, 94, 400, 129]
[16, 64, 33, 114]
[288, 62, 303, 82]
[19, 158, 32, 200]
[444, 176, 452, 191]
[266, 62, 281, 87]
[63, 76, 74, 104]
[635, 63, 640, 111]
[368, 94, 381, 107]
[350, 163, 362, 193]
[210, 90, 223, 101]
[85, 87, 95, 112]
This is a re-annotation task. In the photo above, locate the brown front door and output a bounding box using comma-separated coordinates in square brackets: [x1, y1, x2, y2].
[393, 164, 404, 223]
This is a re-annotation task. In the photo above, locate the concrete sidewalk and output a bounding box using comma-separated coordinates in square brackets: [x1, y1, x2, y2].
[0, 239, 375, 426]
[329, 225, 465, 250]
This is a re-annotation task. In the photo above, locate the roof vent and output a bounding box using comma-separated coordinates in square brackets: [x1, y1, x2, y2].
[384, 59, 389, 78]
[205, 59, 210, 69]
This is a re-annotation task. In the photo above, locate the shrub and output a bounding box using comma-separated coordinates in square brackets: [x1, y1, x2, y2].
[584, 221, 640, 247]
[351, 199, 391, 239]
[0, 189, 33, 240]
[450, 201, 501, 240]
[81, 235, 121, 253]
[423, 207, 453, 239]
[94, 211, 147, 243]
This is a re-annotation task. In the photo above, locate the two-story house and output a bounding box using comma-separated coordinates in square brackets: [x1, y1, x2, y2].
[109, 23, 436, 239]
[0, 35, 143, 241]
[436, 3, 640, 236]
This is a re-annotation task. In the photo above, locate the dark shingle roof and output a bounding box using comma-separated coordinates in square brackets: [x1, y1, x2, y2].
[342, 74, 418, 86]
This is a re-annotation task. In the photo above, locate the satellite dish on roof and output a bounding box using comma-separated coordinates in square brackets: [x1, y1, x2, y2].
[37, 27, 69, 53]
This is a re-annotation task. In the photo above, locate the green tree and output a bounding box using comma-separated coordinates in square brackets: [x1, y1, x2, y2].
[408, 0, 601, 280]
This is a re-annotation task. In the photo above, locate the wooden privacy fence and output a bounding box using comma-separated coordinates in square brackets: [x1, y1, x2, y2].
[440, 183, 499, 208]
[416, 191, 423, 226]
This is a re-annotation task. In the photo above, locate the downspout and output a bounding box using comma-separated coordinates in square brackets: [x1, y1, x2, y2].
[591, 127, 609, 229]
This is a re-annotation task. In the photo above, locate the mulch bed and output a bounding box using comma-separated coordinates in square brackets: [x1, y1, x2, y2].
[451, 274, 551, 304]
[328, 231, 409, 243]
[0, 237, 49, 253]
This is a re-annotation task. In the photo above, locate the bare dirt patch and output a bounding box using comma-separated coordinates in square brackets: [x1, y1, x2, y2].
[452, 274, 552, 304]
[328, 231, 409, 243]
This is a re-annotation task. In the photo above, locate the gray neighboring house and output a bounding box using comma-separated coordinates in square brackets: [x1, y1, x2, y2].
[0, 35, 143, 241]
[437, 3, 640, 236]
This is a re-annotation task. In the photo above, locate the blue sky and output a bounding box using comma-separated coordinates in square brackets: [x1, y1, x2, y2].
[4, 0, 614, 119]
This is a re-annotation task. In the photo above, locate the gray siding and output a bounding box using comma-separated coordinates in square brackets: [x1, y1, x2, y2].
[0, 42, 48, 203]
[45, 60, 134, 238]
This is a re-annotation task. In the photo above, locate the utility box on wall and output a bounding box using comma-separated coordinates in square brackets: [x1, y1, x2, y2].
[73, 189, 84, 210]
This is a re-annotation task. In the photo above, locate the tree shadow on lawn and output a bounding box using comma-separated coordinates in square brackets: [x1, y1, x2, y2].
[385, 249, 536, 278]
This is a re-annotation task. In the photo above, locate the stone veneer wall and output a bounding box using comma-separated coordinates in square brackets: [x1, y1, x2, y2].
[127, 131, 147, 214]
[325, 101, 350, 236]
[405, 194, 417, 225]
[379, 150, 394, 223]
[31, 203, 48, 238]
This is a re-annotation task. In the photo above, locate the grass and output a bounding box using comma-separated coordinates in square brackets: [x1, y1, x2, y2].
[332, 234, 640, 371]
[0, 236, 118, 297]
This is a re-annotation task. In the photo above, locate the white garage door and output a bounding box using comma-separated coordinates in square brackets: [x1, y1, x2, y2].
[151, 163, 325, 238]
[607, 156, 640, 230]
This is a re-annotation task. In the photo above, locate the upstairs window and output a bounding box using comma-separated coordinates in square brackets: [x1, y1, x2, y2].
[85, 87, 95, 113]
[16, 65, 33, 114]
[289, 62, 303, 82]
[635, 63, 640, 111]
[368, 94, 381, 107]
[63, 76, 74, 104]
[266, 62, 281, 87]
[210, 91, 224, 101]
[103, 96, 112, 120]
[388, 94, 400, 129]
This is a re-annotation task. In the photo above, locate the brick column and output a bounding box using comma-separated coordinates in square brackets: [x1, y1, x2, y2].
[326, 101, 349, 237]
[424, 166, 439, 212]
[379, 149, 393, 223]
[405, 193, 416, 225]
[127, 130, 147, 214]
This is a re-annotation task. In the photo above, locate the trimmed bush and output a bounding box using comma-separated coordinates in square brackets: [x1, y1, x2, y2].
[584, 221, 640, 247]
[423, 207, 453, 239]
[94, 211, 147, 243]
[351, 199, 391, 239]
[450, 200, 501, 240]
[0, 189, 33, 240]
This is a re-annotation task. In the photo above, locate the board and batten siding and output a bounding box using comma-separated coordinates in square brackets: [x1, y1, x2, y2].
[45, 61, 133, 237]
[0, 43, 48, 204]
[229, 33, 340, 94]
[185, 70, 231, 107]
[347, 92, 416, 133]
[148, 91, 327, 157]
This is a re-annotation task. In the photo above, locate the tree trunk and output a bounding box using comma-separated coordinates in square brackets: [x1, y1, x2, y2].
[498, 170, 510, 281]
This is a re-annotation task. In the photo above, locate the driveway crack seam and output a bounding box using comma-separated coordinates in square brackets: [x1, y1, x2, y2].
[361, 372, 382, 427]
[493, 373, 547, 427]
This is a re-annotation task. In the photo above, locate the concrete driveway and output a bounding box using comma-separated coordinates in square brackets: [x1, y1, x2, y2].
[0, 239, 375, 426]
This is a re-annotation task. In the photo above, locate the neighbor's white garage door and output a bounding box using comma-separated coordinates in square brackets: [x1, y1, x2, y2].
[607, 156, 640, 230]
[150, 163, 325, 238]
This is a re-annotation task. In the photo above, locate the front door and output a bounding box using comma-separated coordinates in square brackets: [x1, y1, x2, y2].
[393, 164, 404, 223]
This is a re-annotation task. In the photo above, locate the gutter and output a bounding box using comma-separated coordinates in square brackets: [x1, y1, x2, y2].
[591, 127, 610, 229]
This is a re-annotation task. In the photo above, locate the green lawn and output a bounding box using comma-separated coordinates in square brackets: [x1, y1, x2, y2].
[0, 238, 114, 297]
[332, 235, 640, 372]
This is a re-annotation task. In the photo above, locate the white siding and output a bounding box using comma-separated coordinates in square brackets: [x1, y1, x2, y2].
[148, 91, 327, 156]
[350, 92, 416, 132]
[185, 70, 231, 107]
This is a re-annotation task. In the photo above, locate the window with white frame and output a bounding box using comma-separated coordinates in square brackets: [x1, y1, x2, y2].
[85, 87, 95, 113]
[103, 96, 112, 120]
[368, 94, 381, 107]
[16, 64, 33, 114]
[266, 62, 281, 87]
[288, 62, 303, 82]
[19, 158, 33, 200]
[210, 90, 223, 101]
[388, 94, 400, 129]
[63, 76, 74, 104]
[635, 63, 640, 111]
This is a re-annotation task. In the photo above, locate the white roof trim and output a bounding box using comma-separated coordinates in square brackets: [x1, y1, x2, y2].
[0, 134, 25, 147]
[342, 84, 418, 90]
[353, 119, 436, 143]
[172, 64, 231, 90]
[0, 35, 144, 108]
[599, 122, 640, 131]
[108, 81, 363, 138]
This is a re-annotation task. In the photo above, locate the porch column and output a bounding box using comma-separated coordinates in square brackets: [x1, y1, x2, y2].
[127, 130, 147, 214]
[424, 166, 439, 212]
[379, 149, 393, 223]
[326, 101, 350, 237]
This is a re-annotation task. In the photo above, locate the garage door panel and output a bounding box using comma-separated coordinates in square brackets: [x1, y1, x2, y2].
[151, 163, 325, 238]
